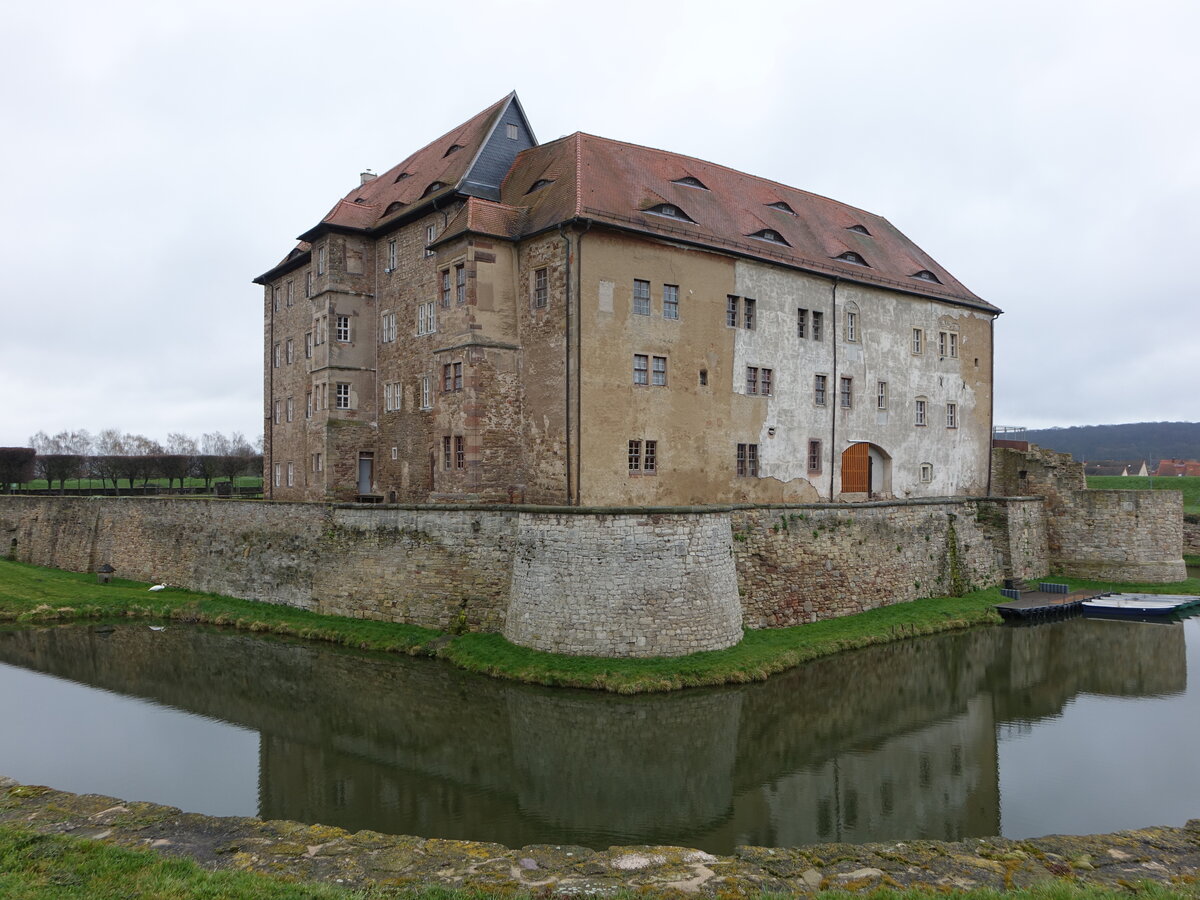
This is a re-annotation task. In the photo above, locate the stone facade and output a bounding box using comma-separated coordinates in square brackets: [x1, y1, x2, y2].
[1184, 517, 1200, 556]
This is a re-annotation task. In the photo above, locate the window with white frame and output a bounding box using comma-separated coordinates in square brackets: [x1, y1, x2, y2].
[381, 312, 397, 343]
[915, 398, 927, 426]
[335, 382, 350, 409]
[305, 332, 312, 358]
[455, 263, 466, 304]
[912, 328, 924, 354]
[305, 270, 312, 297]
[286, 461, 294, 487]
[651, 355, 667, 386]
[286, 339, 294, 364]
[840, 376, 853, 408]
[273, 399, 281, 424]
[384, 382, 402, 412]
[920, 463, 933, 483]
[417, 302, 436, 335]
[812, 310, 823, 341]
[877, 381, 888, 410]
[946, 402, 958, 428]
[273, 343, 281, 368]
[335, 315, 350, 342]
[286, 281, 294, 307]
[633, 279, 651, 315]
[442, 436, 452, 469]
[273, 463, 280, 487]
[663, 284, 679, 319]
[743, 297, 756, 329]
[391, 447, 399, 460]
[272, 287, 280, 312]
[387, 239, 397, 271]
[440, 269, 451, 307]
[454, 435, 465, 469]
[736, 443, 759, 477]
[425, 224, 436, 257]
[286, 397, 294, 422]
[633, 354, 649, 385]
[312, 452, 322, 472]
[316, 245, 326, 275]
[306, 391, 312, 419]
[726, 295, 739, 327]
[938, 330, 958, 358]
[814, 374, 828, 406]
[807, 439, 822, 473]
[506, 123, 519, 140]
[628, 439, 658, 474]
[746, 366, 773, 396]
[533, 267, 548, 308]
[797, 308, 807, 338]
[420, 375, 432, 409]
[844, 305, 858, 342]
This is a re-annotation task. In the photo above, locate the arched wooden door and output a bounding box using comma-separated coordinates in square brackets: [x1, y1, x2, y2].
[841, 443, 870, 493]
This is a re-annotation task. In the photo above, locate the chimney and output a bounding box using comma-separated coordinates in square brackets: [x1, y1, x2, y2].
[360, 170, 377, 185]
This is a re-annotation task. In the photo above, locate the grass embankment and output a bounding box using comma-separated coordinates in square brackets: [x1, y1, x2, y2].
[4, 558, 1199, 695]
[3, 824, 1198, 900]
[1087, 475, 1200, 515]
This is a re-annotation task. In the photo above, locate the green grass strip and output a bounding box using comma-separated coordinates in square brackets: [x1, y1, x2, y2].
[1, 558, 1197, 695]
[1086, 475, 1200, 515]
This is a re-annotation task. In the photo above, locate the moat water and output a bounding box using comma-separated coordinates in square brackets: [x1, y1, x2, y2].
[1, 614, 1198, 854]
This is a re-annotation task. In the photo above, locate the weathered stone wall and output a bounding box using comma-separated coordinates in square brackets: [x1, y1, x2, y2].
[504, 511, 742, 656]
[992, 446, 1187, 583]
[731, 498, 1045, 628]
[1184, 517, 1200, 556]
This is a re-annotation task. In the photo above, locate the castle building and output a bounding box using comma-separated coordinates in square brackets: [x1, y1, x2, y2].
[256, 93, 1000, 505]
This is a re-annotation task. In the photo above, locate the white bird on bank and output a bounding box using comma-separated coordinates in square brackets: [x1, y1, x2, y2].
[148, 583, 168, 592]
[149, 625, 166, 632]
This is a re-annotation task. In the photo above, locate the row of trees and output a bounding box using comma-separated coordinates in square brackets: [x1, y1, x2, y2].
[0, 430, 263, 493]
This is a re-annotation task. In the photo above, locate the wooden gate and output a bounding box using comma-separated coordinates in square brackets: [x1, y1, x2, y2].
[841, 443, 870, 493]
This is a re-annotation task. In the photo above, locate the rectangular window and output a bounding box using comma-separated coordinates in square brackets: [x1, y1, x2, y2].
[305, 332, 312, 358]
[737, 443, 760, 477]
[663, 284, 679, 319]
[273, 463, 280, 487]
[915, 399, 927, 426]
[920, 463, 933, 483]
[286, 461, 294, 487]
[455, 263, 466, 304]
[633, 279, 651, 315]
[645, 440, 657, 473]
[286, 397, 294, 422]
[939, 331, 958, 358]
[949, 332, 958, 358]
[387, 239, 397, 271]
[746, 366, 758, 395]
[726, 295, 739, 327]
[633, 354, 649, 385]
[440, 269, 451, 307]
[417, 302, 436, 335]
[797, 308, 807, 338]
[946, 402, 958, 428]
[305, 271, 312, 297]
[317, 245, 326, 275]
[533, 267, 548, 308]
[628, 439, 642, 472]
[335, 315, 350, 342]
[743, 297, 756, 329]
[506, 123, 519, 140]
[306, 392, 312, 419]
[761, 368, 773, 396]
[812, 310, 823, 341]
[273, 400, 281, 424]
[651, 355, 667, 386]
[814, 374, 827, 406]
[335, 383, 350, 409]
[442, 436, 452, 470]
[285, 339, 294, 364]
[455, 435, 465, 469]
[272, 287, 280, 313]
[391, 447, 398, 460]
[312, 452, 322, 472]
[807, 439, 822, 474]
[845, 309, 858, 342]
[840, 376, 853, 408]
[877, 381, 888, 410]
[384, 383, 394, 412]
[441, 361, 463, 392]
[425, 224, 437, 257]
[912, 328, 923, 354]
[286, 281, 294, 307]
[381, 312, 397, 343]
[420, 375, 432, 409]
[453, 361, 462, 390]
[273, 342, 281, 368]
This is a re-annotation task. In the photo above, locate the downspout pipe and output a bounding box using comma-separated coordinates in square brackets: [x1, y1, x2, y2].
[829, 277, 839, 502]
[575, 219, 591, 506]
[559, 225, 572, 505]
[987, 314, 996, 497]
[267, 286, 275, 500]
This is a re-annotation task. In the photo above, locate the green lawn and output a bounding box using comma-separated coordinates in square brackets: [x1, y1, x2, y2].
[2, 558, 1197, 695]
[1087, 475, 1200, 515]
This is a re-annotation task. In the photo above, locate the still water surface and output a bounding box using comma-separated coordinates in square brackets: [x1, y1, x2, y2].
[1, 615, 1198, 853]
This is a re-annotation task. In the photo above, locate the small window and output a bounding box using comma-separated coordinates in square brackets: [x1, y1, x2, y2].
[442, 436, 452, 470]
[915, 398, 927, 426]
[797, 308, 807, 338]
[286, 461, 294, 487]
[305, 391, 312, 419]
[767, 201, 796, 215]
[743, 298, 756, 330]
[312, 452, 322, 472]
[384, 201, 405, 216]
[533, 267, 548, 308]
[807, 440, 822, 474]
[273, 399, 281, 424]
[651, 355, 667, 386]
[273, 342, 281, 368]
[335, 315, 350, 343]
[840, 376, 853, 408]
[726, 295, 739, 327]
[750, 229, 790, 245]
[286, 339, 294, 364]
[391, 447, 399, 460]
[633, 279, 651, 316]
[286, 281, 294, 307]
[645, 203, 694, 222]
[455, 435, 465, 469]
[847, 224, 871, 235]
[305, 271, 312, 297]
[938, 331, 959, 358]
[335, 383, 351, 409]
[644, 440, 657, 473]
[912, 269, 941, 283]
[506, 123, 519, 140]
[736, 443, 759, 477]
[394, 171, 411, 182]
[746, 366, 759, 395]
[386, 240, 397, 271]
[699, 369, 708, 386]
[946, 402, 958, 429]
[633, 354, 649, 385]
[273, 463, 280, 487]
[420, 375, 432, 410]
[316, 245, 326, 275]
[835, 251, 868, 266]
[845, 308, 858, 342]
[425, 224, 437, 258]
[877, 381, 888, 410]
[628, 439, 642, 472]
[761, 368, 772, 396]
[912, 328, 924, 355]
[441, 361, 463, 392]
[814, 374, 827, 407]
[455, 263, 466, 304]
[272, 288, 280, 312]
[440, 269, 451, 307]
[672, 176, 708, 189]
[443, 143, 463, 157]
[527, 178, 554, 193]
[663, 284, 679, 319]
[421, 181, 446, 197]
[920, 463, 934, 483]
[305, 332, 312, 358]
[417, 302, 436, 335]
[812, 310, 824, 341]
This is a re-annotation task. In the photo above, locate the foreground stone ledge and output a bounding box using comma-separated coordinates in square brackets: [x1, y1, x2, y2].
[2, 779, 1198, 895]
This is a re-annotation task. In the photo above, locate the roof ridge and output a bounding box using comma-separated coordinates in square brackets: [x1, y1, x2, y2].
[573, 133, 583, 218]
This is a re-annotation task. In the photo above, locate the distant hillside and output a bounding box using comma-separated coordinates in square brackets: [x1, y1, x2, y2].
[1012, 422, 1200, 462]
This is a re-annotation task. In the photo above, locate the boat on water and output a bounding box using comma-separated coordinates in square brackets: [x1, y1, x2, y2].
[1082, 593, 1200, 617]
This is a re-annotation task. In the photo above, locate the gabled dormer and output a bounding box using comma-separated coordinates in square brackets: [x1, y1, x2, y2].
[458, 92, 539, 202]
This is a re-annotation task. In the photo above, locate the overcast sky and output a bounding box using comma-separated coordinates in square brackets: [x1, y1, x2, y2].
[2, 0, 1196, 448]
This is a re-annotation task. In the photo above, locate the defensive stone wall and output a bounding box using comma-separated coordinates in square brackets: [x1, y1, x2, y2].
[992, 446, 1186, 583]
[1184, 517, 1200, 556]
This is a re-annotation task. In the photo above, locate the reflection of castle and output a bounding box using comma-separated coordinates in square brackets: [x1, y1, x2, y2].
[0, 619, 1185, 852]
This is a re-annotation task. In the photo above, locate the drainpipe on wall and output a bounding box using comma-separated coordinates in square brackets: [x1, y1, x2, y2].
[559, 225, 573, 505]
[829, 277, 839, 502]
[575, 220, 591, 506]
[987, 314, 996, 497]
[267, 285, 275, 500]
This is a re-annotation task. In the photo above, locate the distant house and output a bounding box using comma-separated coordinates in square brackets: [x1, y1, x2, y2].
[1154, 459, 1200, 477]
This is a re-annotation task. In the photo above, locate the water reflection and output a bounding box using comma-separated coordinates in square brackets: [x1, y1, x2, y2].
[0, 615, 1193, 853]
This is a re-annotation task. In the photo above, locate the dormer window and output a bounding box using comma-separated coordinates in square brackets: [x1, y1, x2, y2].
[767, 201, 797, 215]
[750, 229, 790, 246]
[645, 203, 694, 222]
[384, 201, 406, 216]
[847, 224, 871, 235]
[353, 197, 367, 204]
[672, 176, 709, 190]
[912, 269, 942, 283]
[421, 181, 447, 198]
[394, 172, 411, 182]
[526, 178, 554, 194]
[835, 251, 869, 266]
[443, 144, 464, 157]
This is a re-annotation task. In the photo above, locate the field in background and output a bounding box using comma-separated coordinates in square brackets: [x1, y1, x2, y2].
[1087, 475, 1199, 515]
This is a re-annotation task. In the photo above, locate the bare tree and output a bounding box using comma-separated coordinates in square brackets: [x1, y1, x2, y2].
[0, 448, 36, 492]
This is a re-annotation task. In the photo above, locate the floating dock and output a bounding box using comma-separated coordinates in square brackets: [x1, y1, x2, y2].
[995, 582, 1099, 621]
